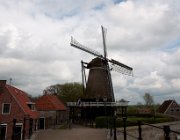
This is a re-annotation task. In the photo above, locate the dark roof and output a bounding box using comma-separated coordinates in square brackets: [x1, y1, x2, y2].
[157, 100, 174, 113]
[35, 95, 66, 111]
[6, 85, 39, 119]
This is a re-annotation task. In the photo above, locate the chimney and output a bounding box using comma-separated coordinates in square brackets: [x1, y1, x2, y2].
[0, 80, 7, 88]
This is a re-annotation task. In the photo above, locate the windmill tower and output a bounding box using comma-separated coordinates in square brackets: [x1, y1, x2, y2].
[70, 26, 133, 102]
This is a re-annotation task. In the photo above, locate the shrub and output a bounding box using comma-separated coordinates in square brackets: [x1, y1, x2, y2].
[95, 116, 121, 128]
[95, 116, 108, 128]
[127, 117, 170, 125]
[95, 115, 171, 128]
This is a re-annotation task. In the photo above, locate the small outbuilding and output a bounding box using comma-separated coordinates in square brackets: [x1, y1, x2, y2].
[35, 95, 67, 129]
[157, 99, 180, 117]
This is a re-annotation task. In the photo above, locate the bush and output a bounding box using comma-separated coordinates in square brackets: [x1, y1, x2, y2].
[95, 115, 171, 128]
[95, 116, 121, 128]
[127, 113, 154, 118]
[95, 116, 108, 128]
[127, 117, 170, 125]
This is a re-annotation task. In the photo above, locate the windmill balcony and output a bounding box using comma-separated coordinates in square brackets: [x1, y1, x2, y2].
[67, 101, 129, 107]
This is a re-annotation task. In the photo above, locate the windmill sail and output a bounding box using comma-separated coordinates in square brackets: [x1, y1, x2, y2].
[109, 59, 133, 76]
[101, 26, 107, 58]
[71, 37, 103, 58]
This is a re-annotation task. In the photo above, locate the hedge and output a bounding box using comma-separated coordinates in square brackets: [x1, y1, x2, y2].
[95, 116, 171, 128]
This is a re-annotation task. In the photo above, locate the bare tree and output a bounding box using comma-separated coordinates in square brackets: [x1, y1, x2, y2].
[143, 93, 154, 106]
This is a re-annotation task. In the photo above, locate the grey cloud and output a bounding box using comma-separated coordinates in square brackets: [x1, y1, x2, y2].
[104, 1, 180, 51]
[1, 0, 180, 104]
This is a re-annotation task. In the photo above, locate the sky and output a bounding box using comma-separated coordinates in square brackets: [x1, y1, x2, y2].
[0, 0, 180, 105]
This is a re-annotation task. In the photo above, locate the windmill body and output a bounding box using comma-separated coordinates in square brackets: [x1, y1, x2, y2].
[84, 57, 114, 102]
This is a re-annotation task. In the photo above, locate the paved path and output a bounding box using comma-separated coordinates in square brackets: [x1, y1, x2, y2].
[34, 126, 107, 140]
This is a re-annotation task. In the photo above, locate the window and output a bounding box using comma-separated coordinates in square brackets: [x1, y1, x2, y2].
[27, 103, 35, 111]
[2, 103, 11, 114]
[14, 124, 23, 140]
[0, 87, 3, 92]
[0, 124, 7, 140]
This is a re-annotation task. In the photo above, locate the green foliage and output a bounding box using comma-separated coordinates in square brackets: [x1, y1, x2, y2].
[127, 104, 160, 116]
[95, 115, 171, 128]
[95, 116, 108, 128]
[58, 82, 83, 103]
[44, 82, 83, 103]
[127, 105, 138, 114]
[58, 124, 68, 129]
[127, 117, 170, 125]
[95, 116, 121, 128]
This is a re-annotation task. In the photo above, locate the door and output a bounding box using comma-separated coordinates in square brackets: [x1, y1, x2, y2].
[0, 124, 7, 140]
[14, 125, 22, 140]
[29, 119, 33, 138]
[39, 118, 45, 129]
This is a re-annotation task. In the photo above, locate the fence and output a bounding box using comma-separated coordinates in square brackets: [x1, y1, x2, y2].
[108, 118, 180, 140]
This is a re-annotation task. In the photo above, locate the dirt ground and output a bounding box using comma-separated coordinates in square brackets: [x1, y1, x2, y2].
[33, 125, 107, 140]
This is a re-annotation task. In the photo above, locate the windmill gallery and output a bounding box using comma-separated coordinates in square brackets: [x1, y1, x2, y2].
[67, 26, 133, 123]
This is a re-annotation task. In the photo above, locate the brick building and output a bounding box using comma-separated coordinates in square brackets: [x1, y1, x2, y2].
[0, 80, 39, 140]
[35, 95, 67, 129]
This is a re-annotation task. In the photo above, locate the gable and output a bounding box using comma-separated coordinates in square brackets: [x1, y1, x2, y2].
[167, 100, 180, 112]
[5, 85, 39, 119]
[0, 87, 24, 118]
[158, 100, 180, 114]
[158, 100, 173, 113]
[169, 101, 179, 108]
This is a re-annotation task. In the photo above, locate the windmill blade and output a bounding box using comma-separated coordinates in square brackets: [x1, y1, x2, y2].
[109, 59, 133, 71]
[70, 36, 103, 58]
[109, 59, 133, 76]
[101, 26, 107, 58]
[110, 64, 133, 76]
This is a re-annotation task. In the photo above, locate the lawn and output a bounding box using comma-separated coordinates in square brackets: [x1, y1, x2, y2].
[95, 114, 171, 128]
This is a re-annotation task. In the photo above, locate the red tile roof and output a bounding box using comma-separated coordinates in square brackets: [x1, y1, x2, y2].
[35, 95, 66, 111]
[157, 100, 174, 113]
[6, 85, 39, 119]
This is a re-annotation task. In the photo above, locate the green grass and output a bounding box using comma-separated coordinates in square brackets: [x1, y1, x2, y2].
[58, 124, 68, 129]
[95, 115, 171, 128]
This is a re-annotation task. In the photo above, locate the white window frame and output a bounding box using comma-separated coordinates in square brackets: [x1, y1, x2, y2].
[2, 103, 11, 114]
[26, 102, 36, 111]
[0, 124, 7, 140]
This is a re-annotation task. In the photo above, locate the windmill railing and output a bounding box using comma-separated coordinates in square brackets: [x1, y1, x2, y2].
[67, 101, 129, 107]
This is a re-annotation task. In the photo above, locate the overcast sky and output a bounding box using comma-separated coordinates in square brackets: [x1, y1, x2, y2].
[0, 0, 180, 104]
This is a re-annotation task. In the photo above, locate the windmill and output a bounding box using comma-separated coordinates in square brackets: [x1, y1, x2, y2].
[70, 26, 133, 102]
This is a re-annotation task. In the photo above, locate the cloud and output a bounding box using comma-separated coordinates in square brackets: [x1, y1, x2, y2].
[0, 0, 180, 104]
[104, 0, 180, 51]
